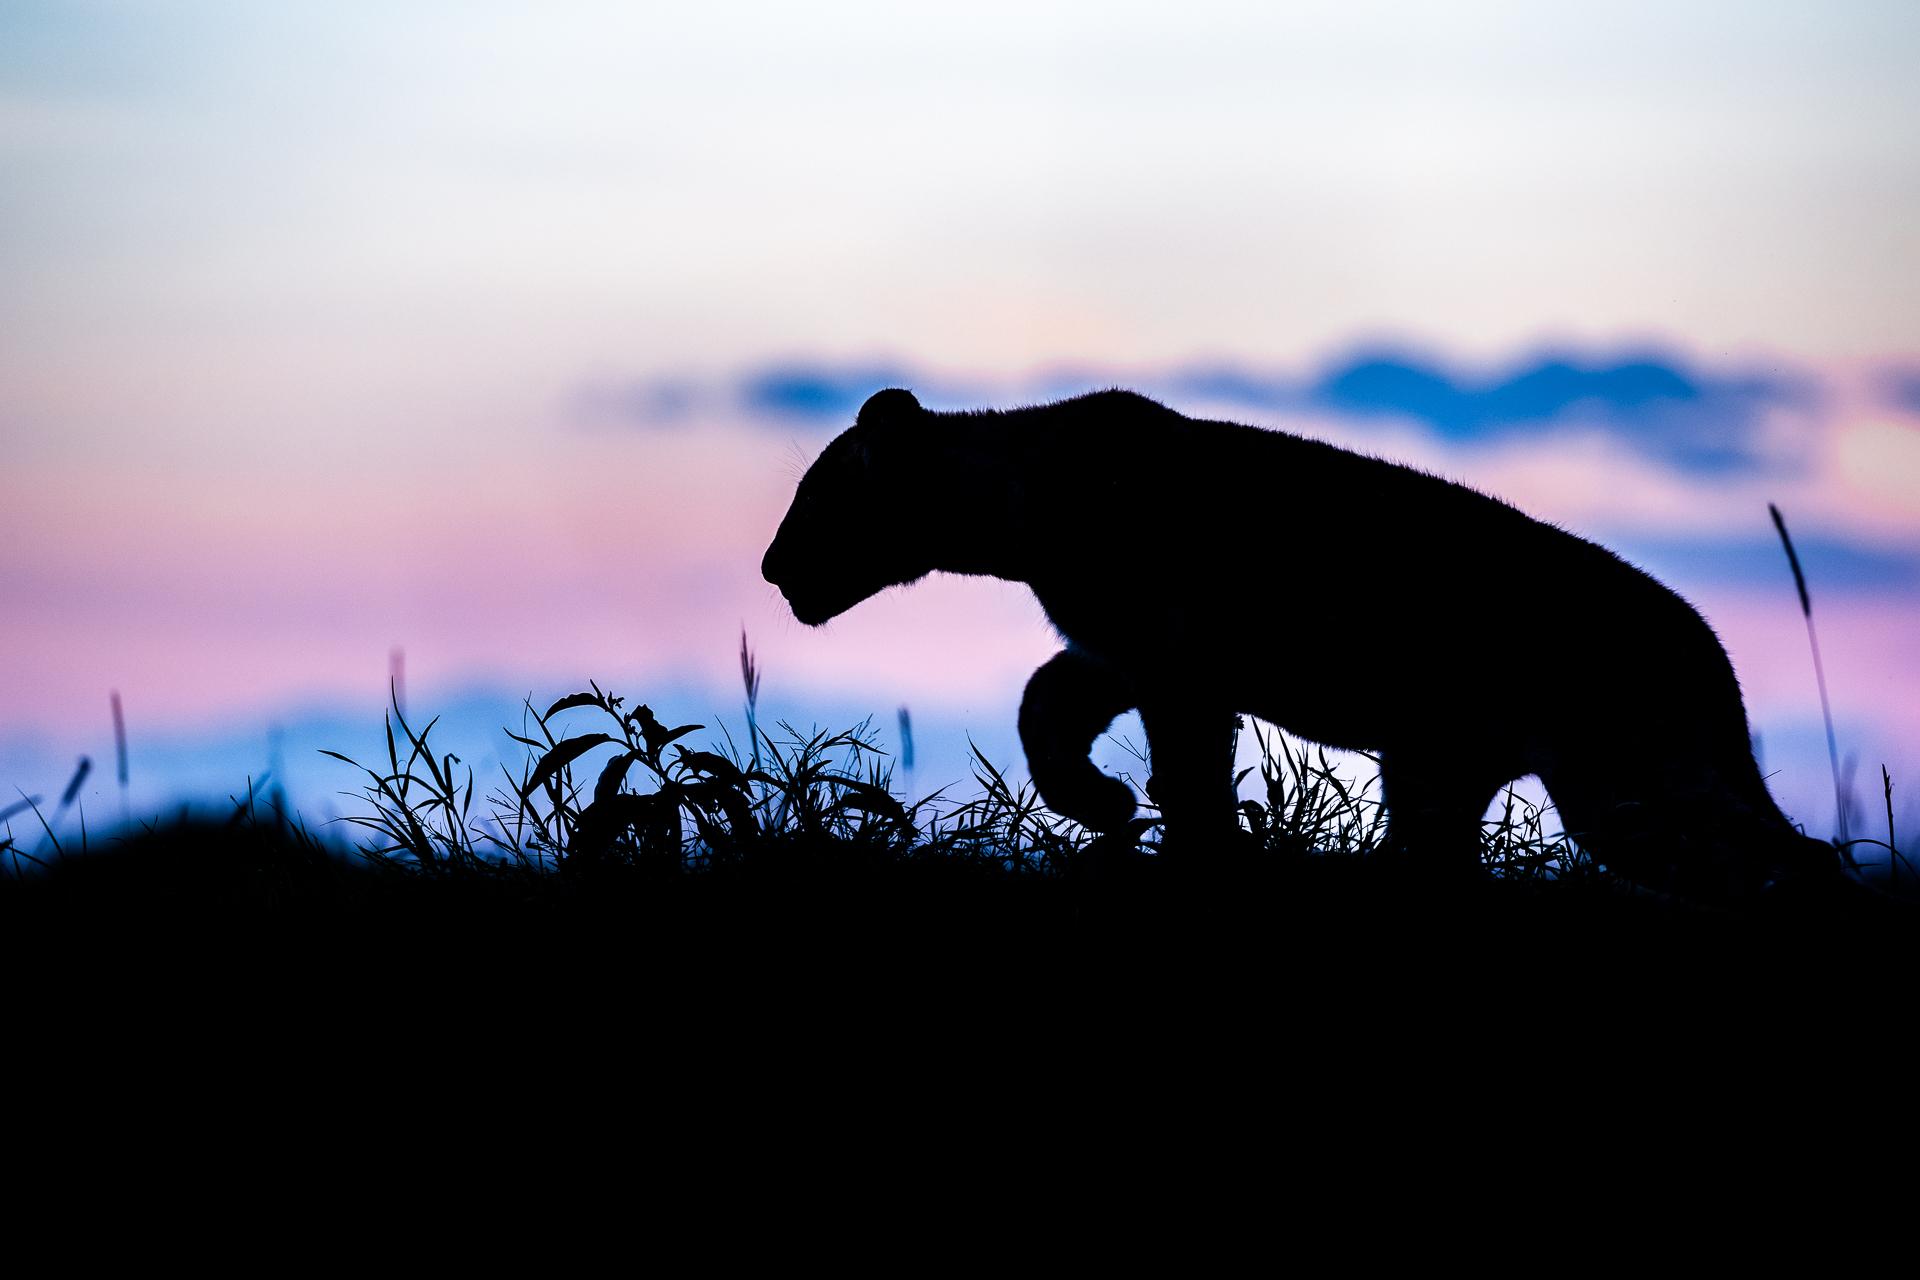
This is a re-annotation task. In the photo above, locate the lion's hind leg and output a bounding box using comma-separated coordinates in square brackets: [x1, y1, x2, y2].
[1377, 750, 1515, 876]
[1020, 649, 1139, 833]
[1546, 751, 1842, 901]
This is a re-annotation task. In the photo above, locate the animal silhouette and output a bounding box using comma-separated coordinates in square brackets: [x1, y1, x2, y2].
[762, 387, 1838, 899]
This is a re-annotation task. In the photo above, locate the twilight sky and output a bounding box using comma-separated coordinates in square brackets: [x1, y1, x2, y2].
[3, 2, 1916, 844]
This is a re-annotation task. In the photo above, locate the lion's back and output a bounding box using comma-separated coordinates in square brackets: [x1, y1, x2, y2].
[1006, 392, 1748, 755]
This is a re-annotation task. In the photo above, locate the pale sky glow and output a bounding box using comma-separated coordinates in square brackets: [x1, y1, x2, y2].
[2, 1, 1916, 836]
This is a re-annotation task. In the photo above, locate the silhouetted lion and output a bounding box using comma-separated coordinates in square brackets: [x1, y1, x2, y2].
[762, 387, 1838, 899]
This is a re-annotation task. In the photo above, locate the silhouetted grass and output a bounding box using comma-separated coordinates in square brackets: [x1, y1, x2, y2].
[12, 672, 1904, 965]
[305, 674, 1610, 883]
[8, 617, 1915, 1011]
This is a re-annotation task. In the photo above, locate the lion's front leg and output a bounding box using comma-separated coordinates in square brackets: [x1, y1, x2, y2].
[1019, 648, 1138, 832]
[1138, 696, 1242, 853]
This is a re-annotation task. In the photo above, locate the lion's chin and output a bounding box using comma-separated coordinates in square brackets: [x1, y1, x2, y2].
[778, 572, 917, 627]
[791, 601, 841, 627]
[780, 585, 862, 628]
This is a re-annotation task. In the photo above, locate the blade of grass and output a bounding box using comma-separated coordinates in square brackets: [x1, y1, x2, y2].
[1769, 502, 1850, 856]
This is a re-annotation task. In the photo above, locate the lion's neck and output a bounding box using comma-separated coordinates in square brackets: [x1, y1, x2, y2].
[916, 415, 1045, 584]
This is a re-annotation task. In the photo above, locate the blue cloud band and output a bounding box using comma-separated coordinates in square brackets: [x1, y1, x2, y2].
[584, 343, 1819, 476]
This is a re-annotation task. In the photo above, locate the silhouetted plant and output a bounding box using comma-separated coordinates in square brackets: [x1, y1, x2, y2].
[319, 679, 1587, 885]
[324, 681, 927, 875]
[321, 689, 482, 871]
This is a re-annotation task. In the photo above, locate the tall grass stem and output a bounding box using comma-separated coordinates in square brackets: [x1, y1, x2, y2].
[1768, 503, 1849, 852]
[110, 689, 129, 825]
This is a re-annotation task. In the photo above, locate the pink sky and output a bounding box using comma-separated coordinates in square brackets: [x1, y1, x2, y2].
[3, 3, 1916, 841]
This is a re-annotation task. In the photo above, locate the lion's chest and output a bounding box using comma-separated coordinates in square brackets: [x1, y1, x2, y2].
[1031, 581, 1147, 663]
[1030, 578, 1231, 677]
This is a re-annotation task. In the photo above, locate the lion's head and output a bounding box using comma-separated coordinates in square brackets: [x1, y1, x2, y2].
[762, 388, 932, 626]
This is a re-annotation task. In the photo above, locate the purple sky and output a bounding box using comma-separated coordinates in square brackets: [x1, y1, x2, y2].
[3, 3, 1916, 847]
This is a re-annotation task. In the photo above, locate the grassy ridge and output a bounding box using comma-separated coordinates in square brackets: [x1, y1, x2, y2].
[4, 679, 1907, 977]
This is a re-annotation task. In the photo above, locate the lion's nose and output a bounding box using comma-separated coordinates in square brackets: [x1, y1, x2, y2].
[760, 544, 784, 586]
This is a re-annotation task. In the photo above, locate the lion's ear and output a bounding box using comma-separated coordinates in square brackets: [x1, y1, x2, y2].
[856, 388, 922, 432]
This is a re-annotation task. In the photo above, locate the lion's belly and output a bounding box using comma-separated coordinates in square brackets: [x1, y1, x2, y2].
[1034, 581, 1536, 755]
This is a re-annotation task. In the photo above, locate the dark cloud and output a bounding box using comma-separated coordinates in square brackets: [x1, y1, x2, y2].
[738, 365, 1024, 418]
[587, 344, 1819, 471]
[1612, 532, 1920, 595]
[739, 364, 917, 420]
[570, 377, 705, 426]
[1295, 347, 1812, 473]
[1879, 367, 1920, 418]
[1313, 350, 1706, 431]
[1159, 366, 1300, 411]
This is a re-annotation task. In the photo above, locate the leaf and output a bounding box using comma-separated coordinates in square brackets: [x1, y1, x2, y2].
[11, 789, 60, 857]
[524, 734, 616, 797]
[822, 775, 909, 826]
[681, 779, 756, 837]
[543, 692, 602, 721]
[594, 750, 640, 808]
[0, 795, 44, 825]
[572, 793, 661, 858]
[826, 794, 913, 829]
[675, 748, 744, 786]
[626, 703, 703, 756]
[659, 722, 705, 748]
[58, 757, 92, 809]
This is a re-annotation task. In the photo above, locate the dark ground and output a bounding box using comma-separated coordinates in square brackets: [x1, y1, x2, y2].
[7, 817, 1916, 1153]
[6, 817, 1909, 993]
